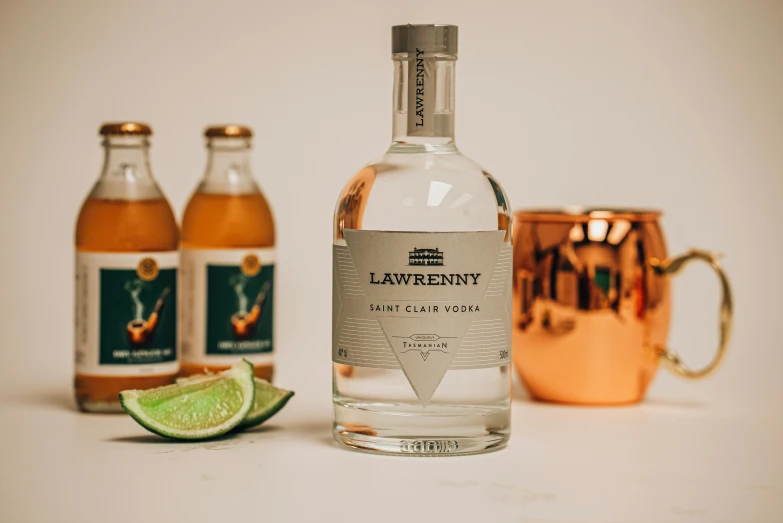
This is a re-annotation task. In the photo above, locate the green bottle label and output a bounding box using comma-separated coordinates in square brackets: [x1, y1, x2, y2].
[205, 263, 274, 355]
[99, 267, 177, 365]
[181, 248, 275, 366]
[75, 252, 179, 376]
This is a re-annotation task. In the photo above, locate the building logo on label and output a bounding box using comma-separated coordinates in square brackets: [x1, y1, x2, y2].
[408, 247, 443, 266]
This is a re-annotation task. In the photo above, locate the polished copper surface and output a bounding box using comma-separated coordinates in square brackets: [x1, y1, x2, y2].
[516, 207, 661, 222]
[512, 208, 733, 405]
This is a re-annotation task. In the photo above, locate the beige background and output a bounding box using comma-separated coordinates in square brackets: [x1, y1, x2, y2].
[0, 0, 781, 406]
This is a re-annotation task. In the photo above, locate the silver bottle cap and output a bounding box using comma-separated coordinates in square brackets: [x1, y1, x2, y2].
[392, 24, 458, 55]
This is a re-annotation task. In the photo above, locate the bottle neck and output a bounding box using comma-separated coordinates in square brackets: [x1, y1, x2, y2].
[99, 136, 154, 182]
[199, 137, 258, 194]
[391, 52, 457, 152]
[90, 135, 162, 200]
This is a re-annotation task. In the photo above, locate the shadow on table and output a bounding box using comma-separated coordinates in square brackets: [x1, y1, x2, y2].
[9, 388, 78, 412]
[514, 388, 709, 410]
[106, 425, 282, 444]
[510, 369, 709, 409]
[106, 424, 336, 449]
[641, 397, 709, 409]
[108, 434, 178, 444]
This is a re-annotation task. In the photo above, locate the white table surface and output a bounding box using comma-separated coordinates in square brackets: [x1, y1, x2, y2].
[1, 377, 780, 523]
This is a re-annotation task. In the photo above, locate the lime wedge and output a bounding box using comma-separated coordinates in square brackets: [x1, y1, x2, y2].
[176, 375, 294, 431]
[237, 378, 294, 430]
[119, 360, 255, 440]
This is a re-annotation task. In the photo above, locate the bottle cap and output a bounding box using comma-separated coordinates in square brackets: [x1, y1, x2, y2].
[392, 24, 458, 55]
[99, 122, 152, 136]
[204, 125, 253, 138]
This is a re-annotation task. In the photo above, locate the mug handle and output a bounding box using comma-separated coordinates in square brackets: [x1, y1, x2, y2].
[650, 249, 734, 379]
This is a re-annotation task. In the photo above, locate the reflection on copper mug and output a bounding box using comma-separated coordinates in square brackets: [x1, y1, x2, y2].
[512, 208, 733, 405]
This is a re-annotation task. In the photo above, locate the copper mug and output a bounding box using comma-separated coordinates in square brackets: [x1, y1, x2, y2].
[512, 208, 733, 405]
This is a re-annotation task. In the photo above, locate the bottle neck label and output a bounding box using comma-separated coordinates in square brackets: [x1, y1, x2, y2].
[406, 50, 436, 137]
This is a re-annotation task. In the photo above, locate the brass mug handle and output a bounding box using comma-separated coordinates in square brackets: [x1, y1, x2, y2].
[651, 249, 734, 379]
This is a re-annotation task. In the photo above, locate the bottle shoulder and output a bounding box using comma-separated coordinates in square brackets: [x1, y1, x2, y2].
[86, 177, 166, 201]
[181, 190, 275, 248]
[334, 150, 510, 237]
[75, 196, 179, 252]
[192, 178, 263, 197]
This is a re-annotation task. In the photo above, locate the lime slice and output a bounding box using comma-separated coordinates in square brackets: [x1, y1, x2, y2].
[176, 375, 294, 431]
[119, 360, 255, 440]
[237, 378, 294, 430]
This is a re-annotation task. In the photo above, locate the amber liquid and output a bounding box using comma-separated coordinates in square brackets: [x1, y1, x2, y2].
[180, 192, 275, 380]
[75, 197, 180, 412]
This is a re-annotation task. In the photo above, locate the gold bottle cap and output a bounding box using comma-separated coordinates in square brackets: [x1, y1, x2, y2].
[204, 125, 253, 138]
[99, 122, 153, 136]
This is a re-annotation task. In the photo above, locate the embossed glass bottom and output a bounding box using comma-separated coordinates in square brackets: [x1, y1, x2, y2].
[333, 402, 510, 456]
[332, 366, 511, 456]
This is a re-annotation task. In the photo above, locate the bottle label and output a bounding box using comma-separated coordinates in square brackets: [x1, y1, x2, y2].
[406, 50, 436, 137]
[181, 248, 275, 366]
[75, 251, 179, 376]
[332, 230, 511, 405]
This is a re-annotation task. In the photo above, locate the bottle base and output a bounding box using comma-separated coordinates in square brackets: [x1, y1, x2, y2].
[333, 428, 509, 456]
[75, 373, 178, 414]
[77, 400, 126, 414]
[333, 399, 510, 456]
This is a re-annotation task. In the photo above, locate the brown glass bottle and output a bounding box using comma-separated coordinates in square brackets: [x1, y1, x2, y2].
[180, 125, 275, 381]
[74, 123, 180, 412]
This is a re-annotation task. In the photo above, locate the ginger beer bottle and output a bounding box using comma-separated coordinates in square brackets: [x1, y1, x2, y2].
[180, 125, 276, 381]
[75, 123, 180, 412]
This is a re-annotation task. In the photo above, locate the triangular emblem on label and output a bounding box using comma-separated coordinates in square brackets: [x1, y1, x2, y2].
[377, 317, 472, 406]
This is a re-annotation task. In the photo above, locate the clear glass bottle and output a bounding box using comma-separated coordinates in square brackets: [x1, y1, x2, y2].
[180, 126, 276, 381]
[75, 123, 180, 412]
[332, 25, 512, 455]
